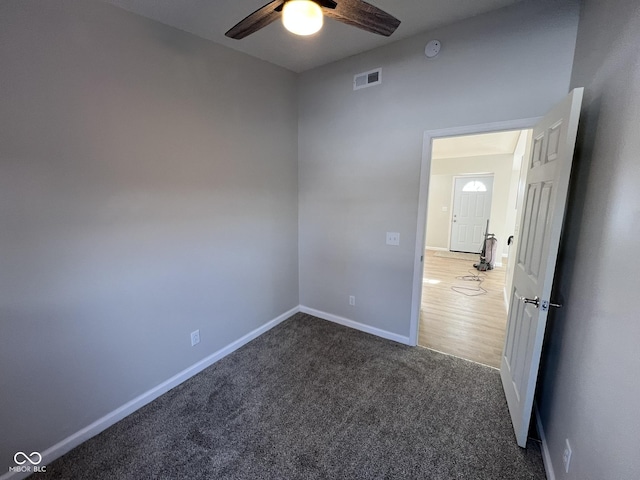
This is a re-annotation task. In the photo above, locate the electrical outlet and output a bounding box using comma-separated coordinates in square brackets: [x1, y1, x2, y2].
[349, 295, 355, 306]
[190, 329, 200, 346]
[562, 438, 572, 473]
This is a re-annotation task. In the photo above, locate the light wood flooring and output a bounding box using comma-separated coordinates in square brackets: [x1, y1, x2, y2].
[419, 250, 508, 368]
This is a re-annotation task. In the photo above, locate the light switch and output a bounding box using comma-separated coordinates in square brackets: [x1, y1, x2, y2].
[442, 206, 448, 212]
[386, 232, 400, 246]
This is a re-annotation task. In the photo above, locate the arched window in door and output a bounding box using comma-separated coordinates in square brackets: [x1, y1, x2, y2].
[462, 180, 488, 192]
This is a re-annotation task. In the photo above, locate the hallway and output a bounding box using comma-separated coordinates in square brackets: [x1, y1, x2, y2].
[419, 250, 508, 368]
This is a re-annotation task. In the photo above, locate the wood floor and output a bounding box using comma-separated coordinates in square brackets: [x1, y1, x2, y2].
[419, 250, 508, 368]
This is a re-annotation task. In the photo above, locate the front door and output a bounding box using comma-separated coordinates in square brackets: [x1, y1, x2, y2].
[501, 88, 583, 447]
[450, 176, 494, 253]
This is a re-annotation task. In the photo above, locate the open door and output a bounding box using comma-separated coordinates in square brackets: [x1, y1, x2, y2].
[501, 88, 583, 447]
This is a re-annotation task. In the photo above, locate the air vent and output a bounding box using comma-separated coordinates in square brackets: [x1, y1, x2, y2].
[353, 68, 382, 90]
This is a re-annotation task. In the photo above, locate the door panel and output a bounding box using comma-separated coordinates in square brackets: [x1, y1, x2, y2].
[475, 196, 486, 217]
[472, 225, 484, 244]
[461, 195, 470, 216]
[501, 88, 583, 447]
[531, 135, 544, 168]
[530, 183, 553, 279]
[547, 121, 562, 162]
[518, 185, 538, 267]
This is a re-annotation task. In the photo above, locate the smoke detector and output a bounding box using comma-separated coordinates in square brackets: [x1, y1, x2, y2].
[425, 40, 441, 58]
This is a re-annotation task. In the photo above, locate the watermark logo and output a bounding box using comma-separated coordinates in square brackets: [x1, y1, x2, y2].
[14, 452, 42, 465]
[9, 451, 47, 473]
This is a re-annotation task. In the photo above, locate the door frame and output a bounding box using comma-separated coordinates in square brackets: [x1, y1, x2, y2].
[409, 117, 541, 346]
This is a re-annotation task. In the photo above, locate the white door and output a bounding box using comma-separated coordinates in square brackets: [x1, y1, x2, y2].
[450, 176, 493, 253]
[501, 88, 583, 447]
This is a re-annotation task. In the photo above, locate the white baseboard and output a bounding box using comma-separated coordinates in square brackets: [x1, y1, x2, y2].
[535, 404, 556, 480]
[299, 305, 412, 346]
[0, 306, 300, 480]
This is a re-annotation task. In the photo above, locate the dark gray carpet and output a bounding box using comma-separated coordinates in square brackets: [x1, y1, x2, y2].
[34, 313, 546, 479]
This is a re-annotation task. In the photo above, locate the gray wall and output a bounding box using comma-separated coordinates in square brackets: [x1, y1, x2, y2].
[298, 0, 579, 336]
[0, 0, 298, 468]
[537, 0, 640, 478]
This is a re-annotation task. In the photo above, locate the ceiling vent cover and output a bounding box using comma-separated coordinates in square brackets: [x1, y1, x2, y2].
[353, 68, 382, 90]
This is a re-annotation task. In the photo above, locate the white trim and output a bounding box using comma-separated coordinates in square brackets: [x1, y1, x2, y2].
[409, 132, 435, 345]
[299, 305, 412, 346]
[0, 306, 300, 480]
[410, 117, 542, 348]
[535, 403, 556, 480]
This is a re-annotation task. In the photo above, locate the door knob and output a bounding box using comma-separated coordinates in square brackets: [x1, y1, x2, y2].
[521, 296, 562, 311]
[521, 296, 540, 308]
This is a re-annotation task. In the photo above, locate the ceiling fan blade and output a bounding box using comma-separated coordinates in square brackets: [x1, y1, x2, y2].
[225, 0, 285, 40]
[315, 0, 337, 8]
[322, 0, 400, 37]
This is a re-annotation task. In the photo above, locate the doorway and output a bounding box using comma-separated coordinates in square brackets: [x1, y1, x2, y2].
[411, 126, 533, 368]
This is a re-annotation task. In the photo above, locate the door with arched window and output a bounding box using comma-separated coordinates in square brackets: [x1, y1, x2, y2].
[450, 175, 494, 253]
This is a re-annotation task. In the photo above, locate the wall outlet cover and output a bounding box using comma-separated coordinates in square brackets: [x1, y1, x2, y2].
[386, 232, 400, 246]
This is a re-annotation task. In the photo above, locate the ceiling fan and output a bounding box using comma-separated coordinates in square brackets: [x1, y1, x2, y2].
[225, 0, 401, 39]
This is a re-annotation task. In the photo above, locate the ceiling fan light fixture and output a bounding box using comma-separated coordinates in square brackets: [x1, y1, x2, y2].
[282, 0, 323, 36]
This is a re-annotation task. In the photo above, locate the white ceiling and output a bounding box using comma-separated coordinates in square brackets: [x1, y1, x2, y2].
[102, 0, 523, 72]
[432, 131, 524, 159]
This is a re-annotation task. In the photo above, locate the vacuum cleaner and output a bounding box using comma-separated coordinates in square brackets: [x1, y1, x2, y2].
[474, 219, 498, 271]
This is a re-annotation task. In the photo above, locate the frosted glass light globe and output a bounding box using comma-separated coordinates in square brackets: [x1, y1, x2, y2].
[282, 0, 323, 36]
